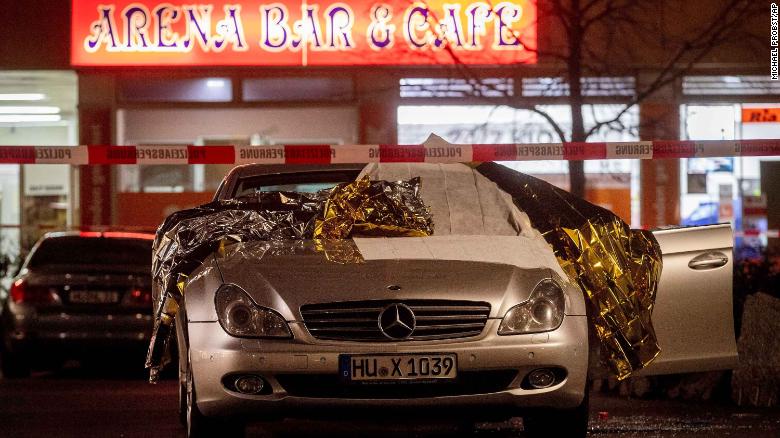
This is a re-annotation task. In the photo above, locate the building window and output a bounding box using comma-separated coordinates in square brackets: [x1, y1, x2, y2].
[400, 78, 514, 98]
[681, 103, 780, 251]
[242, 77, 353, 102]
[521, 77, 636, 97]
[397, 104, 639, 224]
[0, 70, 78, 255]
[683, 76, 780, 96]
[119, 77, 233, 102]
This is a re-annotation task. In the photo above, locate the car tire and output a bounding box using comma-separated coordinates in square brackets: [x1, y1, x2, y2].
[0, 344, 31, 379]
[178, 379, 187, 426]
[522, 390, 589, 438]
[185, 356, 244, 438]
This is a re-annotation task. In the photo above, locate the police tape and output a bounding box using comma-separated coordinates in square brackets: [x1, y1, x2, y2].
[1, 140, 780, 165]
[735, 229, 780, 239]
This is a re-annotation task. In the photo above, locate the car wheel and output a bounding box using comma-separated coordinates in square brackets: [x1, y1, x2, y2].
[522, 390, 589, 438]
[0, 344, 31, 379]
[178, 379, 187, 426]
[185, 356, 244, 438]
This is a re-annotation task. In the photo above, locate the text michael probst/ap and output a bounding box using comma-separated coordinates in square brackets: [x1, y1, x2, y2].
[772, 3, 778, 80]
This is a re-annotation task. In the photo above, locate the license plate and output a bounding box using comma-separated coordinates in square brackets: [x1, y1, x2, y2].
[69, 290, 120, 304]
[340, 354, 457, 382]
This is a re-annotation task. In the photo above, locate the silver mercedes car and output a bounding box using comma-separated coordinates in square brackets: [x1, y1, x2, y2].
[170, 163, 737, 437]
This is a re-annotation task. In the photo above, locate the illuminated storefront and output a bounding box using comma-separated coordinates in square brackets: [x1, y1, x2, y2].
[680, 77, 780, 250]
[0, 71, 78, 257]
[397, 103, 640, 224]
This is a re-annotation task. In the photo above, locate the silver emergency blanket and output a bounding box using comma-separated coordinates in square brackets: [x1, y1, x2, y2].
[151, 191, 325, 296]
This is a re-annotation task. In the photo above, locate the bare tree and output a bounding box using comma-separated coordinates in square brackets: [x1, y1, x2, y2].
[415, 0, 765, 197]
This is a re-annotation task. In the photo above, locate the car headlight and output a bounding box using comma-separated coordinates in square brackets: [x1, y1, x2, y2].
[498, 279, 566, 335]
[215, 284, 292, 338]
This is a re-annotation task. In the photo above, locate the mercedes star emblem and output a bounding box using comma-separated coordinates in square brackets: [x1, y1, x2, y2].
[378, 303, 416, 340]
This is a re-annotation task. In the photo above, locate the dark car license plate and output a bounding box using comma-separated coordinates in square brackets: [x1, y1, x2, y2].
[69, 290, 120, 304]
[340, 354, 457, 382]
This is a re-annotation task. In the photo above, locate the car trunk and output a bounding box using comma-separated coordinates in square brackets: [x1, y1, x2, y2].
[24, 264, 152, 313]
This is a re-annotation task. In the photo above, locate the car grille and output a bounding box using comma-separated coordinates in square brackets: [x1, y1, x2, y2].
[300, 300, 491, 342]
[275, 370, 518, 399]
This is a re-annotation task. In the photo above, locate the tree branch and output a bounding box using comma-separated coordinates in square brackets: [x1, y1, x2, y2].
[584, 0, 761, 138]
[527, 106, 569, 143]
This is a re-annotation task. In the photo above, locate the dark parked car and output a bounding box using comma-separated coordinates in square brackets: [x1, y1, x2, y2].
[1, 231, 154, 377]
[681, 201, 719, 227]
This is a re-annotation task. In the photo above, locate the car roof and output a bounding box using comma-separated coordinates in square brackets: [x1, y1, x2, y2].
[226, 163, 364, 180]
[217, 164, 365, 200]
[41, 231, 155, 241]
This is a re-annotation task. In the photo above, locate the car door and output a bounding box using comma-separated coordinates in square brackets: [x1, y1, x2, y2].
[636, 223, 738, 375]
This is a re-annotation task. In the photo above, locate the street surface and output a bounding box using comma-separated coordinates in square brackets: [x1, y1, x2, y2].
[1, 363, 779, 437]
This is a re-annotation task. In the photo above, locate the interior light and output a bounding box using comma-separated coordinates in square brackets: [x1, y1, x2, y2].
[0, 106, 60, 114]
[0, 114, 62, 123]
[102, 232, 155, 240]
[78, 231, 154, 240]
[206, 79, 227, 88]
[0, 93, 46, 101]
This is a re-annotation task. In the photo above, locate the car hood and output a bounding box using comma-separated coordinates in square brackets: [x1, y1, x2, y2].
[214, 235, 569, 320]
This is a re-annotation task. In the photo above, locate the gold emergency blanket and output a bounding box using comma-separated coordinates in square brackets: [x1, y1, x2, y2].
[476, 163, 662, 380]
[315, 176, 433, 239]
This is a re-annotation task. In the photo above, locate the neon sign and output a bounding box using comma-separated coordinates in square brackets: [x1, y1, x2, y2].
[71, 1, 536, 66]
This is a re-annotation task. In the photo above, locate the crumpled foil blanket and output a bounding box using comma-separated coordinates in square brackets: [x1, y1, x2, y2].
[315, 176, 433, 239]
[476, 162, 662, 380]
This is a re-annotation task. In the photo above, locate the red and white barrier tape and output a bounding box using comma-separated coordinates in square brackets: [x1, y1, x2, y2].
[1, 140, 780, 165]
[736, 230, 780, 238]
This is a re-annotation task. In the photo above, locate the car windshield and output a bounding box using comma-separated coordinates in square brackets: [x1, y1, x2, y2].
[253, 183, 340, 193]
[232, 170, 360, 198]
[27, 236, 152, 269]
